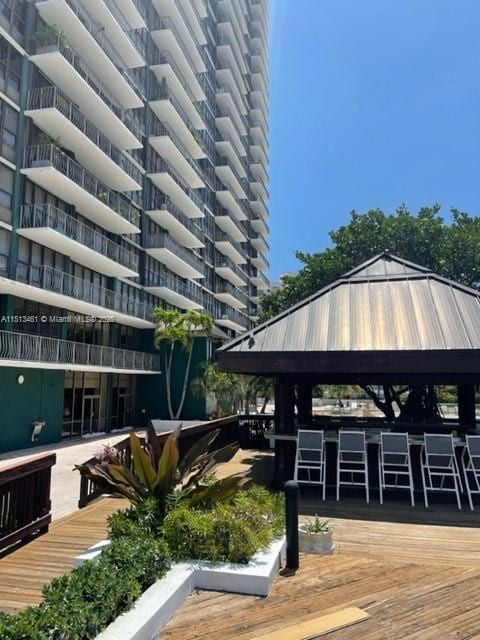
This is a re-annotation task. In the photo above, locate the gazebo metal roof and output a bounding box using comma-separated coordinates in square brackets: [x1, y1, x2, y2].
[217, 253, 480, 382]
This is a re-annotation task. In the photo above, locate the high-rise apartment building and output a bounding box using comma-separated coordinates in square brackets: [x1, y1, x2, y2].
[0, 0, 269, 452]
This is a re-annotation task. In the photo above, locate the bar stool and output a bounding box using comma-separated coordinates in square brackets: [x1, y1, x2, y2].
[293, 430, 326, 499]
[421, 434, 463, 509]
[378, 433, 415, 506]
[336, 431, 369, 503]
[462, 435, 480, 510]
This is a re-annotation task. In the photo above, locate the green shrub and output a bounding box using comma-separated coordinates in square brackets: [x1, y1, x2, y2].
[163, 485, 284, 564]
[0, 535, 170, 640]
[108, 497, 164, 539]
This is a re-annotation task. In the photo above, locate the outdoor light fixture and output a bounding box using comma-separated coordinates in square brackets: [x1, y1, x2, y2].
[31, 421, 45, 442]
[16, 374, 25, 385]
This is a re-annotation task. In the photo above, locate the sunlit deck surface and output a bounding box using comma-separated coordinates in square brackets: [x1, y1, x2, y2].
[0, 497, 126, 614]
[159, 449, 480, 640]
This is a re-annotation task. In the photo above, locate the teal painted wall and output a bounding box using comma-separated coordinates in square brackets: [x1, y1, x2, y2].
[136, 337, 208, 421]
[0, 367, 65, 453]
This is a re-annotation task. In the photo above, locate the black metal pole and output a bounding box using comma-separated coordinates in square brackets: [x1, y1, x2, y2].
[284, 480, 299, 570]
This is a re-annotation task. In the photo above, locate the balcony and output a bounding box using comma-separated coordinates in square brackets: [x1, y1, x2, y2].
[217, 38, 247, 96]
[250, 107, 268, 134]
[250, 180, 269, 205]
[35, 0, 142, 108]
[215, 133, 247, 177]
[152, 0, 206, 47]
[81, 0, 146, 68]
[145, 232, 204, 279]
[152, 16, 205, 77]
[250, 160, 268, 189]
[215, 230, 247, 266]
[18, 205, 139, 278]
[251, 216, 269, 237]
[150, 49, 205, 129]
[250, 125, 269, 152]
[214, 280, 248, 309]
[150, 85, 206, 155]
[250, 197, 269, 221]
[250, 231, 269, 256]
[217, 0, 246, 52]
[149, 121, 204, 189]
[250, 269, 269, 290]
[250, 248, 270, 273]
[215, 209, 247, 243]
[250, 143, 268, 171]
[216, 157, 247, 199]
[218, 20, 247, 74]
[215, 306, 248, 333]
[251, 89, 268, 120]
[147, 198, 204, 249]
[26, 87, 141, 192]
[0, 329, 160, 373]
[251, 72, 269, 101]
[148, 156, 204, 219]
[216, 68, 247, 117]
[144, 269, 204, 310]
[30, 39, 141, 150]
[214, 253, 248, 287]
[2, 264, 154, 328]
[216, 180, 249, 221]
[22, 145, 140, 234]
[109, 0, 147, 29]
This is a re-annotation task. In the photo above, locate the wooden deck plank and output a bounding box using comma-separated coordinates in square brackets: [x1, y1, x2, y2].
[156, 448, 480, 640]
[0, 496, 126, 614]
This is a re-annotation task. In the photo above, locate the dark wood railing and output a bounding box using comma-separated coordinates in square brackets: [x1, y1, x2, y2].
[0, 453, 55, 552]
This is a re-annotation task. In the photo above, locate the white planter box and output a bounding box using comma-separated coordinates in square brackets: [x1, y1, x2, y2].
[73, 536, 286, 640]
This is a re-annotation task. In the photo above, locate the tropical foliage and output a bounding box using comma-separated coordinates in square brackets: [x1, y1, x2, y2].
[76, 425, 246, 518]
[153, 308, 214, 419]
[260, 205, 480, 321]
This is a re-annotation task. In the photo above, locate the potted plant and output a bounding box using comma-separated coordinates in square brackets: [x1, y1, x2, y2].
[35, 24, 67, 52]
[299, 516, 334, 554]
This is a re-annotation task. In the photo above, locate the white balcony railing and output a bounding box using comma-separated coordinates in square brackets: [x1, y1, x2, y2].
[0, 330, 161, 372]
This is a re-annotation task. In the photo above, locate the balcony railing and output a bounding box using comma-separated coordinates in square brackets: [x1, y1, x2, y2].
[145, 232, 204, 274]
[150, 48, 201, 107]
[23, 145, 140, 229]
[32, 36, 142, 142]
[216, 130, 249, 172]
[144, 268, 204, 305]
[27, 87, 142, 185]
[19, 204, 139, 273]
[38, 0, 141, 93]
[251, 230, 270, 253]
[215, 206, 248, 239]
[17, 263, 154, 322]
[150, 155, 204, 212]
[149, 194, 204, 243]
[216, 156, 249, 194]
[153, 15, 200, 75]
[0, 329, 160, 371]
[217, 179, 250, 219]
[150, 119, 204, 179]
[215, 279, 248, 306]
[215, 229, 246, 258]
[103, 0, 148, 59]
[216, 306, 248, 329]
[215, 252, 248, 282]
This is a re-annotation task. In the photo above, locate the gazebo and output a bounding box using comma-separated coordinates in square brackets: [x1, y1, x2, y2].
[218, 253, 480, 485]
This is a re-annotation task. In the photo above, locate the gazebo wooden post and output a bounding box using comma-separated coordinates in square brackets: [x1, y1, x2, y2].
[297, 384, 313, 424]
[458, 385, 476, 429]
[273, 377, 296, 487]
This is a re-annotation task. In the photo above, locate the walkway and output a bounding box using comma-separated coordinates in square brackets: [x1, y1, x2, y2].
[0, 497, 126, 614]
[0, 432, 133, 520]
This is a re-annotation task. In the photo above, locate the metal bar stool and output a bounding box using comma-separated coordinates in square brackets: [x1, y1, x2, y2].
[336, 430, 369, 503]
[462, 435, 480, 510]
[378, 432, 415, 506]
[293, 429, 326, 499]
[421, 434, 463, 509]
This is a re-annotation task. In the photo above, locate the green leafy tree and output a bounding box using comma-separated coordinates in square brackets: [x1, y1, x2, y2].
[260, 205, 480, 321]
[191, 362, 240, 417]
[153, 308, 213, 419]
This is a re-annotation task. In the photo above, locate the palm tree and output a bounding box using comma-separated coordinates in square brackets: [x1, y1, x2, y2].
[153, 308, 213, 419]
[191, 362, 240, 417]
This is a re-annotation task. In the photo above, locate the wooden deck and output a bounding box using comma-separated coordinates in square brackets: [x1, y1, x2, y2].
[158, 449, 480, 640]
[0, 496, 126, 614]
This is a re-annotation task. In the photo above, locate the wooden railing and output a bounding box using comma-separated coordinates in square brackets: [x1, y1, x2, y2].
[0, 453, 55, 552]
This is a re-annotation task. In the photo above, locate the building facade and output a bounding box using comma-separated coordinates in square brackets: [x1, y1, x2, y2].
[0, 0, 269, 452]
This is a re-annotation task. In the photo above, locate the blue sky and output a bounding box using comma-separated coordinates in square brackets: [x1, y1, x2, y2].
[268, 0, 480, 279]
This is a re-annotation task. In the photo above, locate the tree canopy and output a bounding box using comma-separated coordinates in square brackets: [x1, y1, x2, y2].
[260, 204, 480, 321]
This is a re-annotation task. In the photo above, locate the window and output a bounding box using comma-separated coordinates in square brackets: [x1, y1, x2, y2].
[0, 163, 13, 223]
